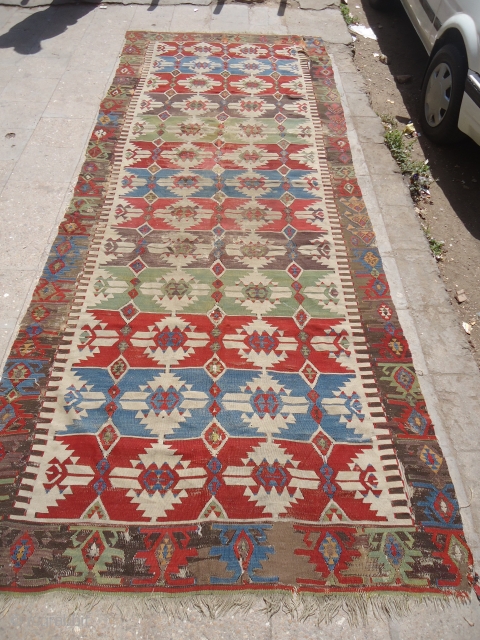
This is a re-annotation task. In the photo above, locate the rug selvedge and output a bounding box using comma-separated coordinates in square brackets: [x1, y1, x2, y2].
[0, 32, 472, 611]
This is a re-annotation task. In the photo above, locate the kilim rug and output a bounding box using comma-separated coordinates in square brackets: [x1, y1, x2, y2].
[0, 33, 473, 620]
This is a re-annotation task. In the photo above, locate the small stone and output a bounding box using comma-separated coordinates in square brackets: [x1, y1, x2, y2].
[379, 54, 389, 65]
[456, 292, 468, 304]
[395, 75, 412, 84]
[463, 322, 472, 335]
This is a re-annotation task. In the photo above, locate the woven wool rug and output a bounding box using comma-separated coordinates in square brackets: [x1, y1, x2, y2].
[0, 33, 473, 619]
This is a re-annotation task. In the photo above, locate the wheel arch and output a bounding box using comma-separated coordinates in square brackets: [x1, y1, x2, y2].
[421, 27, 468, 89]
[432, 15, 479, 72]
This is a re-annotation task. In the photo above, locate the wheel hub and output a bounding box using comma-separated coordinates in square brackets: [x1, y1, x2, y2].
[424, 62, 453, 128]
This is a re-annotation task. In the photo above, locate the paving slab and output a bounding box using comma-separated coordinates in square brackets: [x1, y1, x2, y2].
[10, 141, 85, 183]
[0, 599, 274, 640]
[0, 159, 13, 192]
[130, 2, 174, 29]
[370, 173, 415, 208]
[0, 74, 59, 103]
[285, 6, 350, 42]
[388, 599, 480, 640]
[404, 304, 478, 376]
[249, 4, 287, 35]
[379, 205, 431, 252]
[0, 4, 95, 55]
[271, 612, 391, 639]
[0, 127, 34, 162]
[429, 373, 480, 453]
[170, 3, 210, 31]
[0, 268, 38, 318]
[0, 178, 72, 269]
[210, 1, 249, 32]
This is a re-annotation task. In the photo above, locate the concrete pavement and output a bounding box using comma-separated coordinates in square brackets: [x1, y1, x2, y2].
[0, 2, 480, 637]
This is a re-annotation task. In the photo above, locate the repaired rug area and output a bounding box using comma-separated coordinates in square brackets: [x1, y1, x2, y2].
[0, 33, 472, 616]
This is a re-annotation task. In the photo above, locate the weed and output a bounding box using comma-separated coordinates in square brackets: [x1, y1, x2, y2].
[422, 224, 445, 260]
[340, 5, 357, 25]
[384, 128, 413, 172]
[378, 113, 397, 128]
[379, 117, 442, 259]
[381, 118, 431, 200]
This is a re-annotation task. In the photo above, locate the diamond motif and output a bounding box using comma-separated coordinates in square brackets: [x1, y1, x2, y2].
[433, 492, 455, 523]
[205, 356, 226, 379]
[209, 401, 221, 416]
[300, 360, 319, 386]
[293, 307, 311, 329]
[207, 306, 225, 326]
[211, 261, 225, 277]
[97, 422, 120, 453]
[105, 401, 118, 417]
[419, 445, 443, 473]
[213, 226, 225, 237]
[144, 191, 158, 204]
[120, 302, 139, 322]
[312, 430, 333, 457]
[129, 259, 146, 274]
[283, 225, 296, 239]
[213, 192, 226, 204]
[287, 262, 303, 279]
[81, 531, 106, 571]
[203, 422, 228, 454]
[137, 223, 153, 236]
[280, 192, 295, 205]
[108, 384, 120, 399]
[10, 532, 35, 572]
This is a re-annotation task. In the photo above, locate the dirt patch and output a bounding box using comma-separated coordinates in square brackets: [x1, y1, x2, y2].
[344, 0, 480, 367]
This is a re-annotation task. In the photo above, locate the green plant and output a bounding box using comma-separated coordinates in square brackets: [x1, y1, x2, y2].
[422, 225, 445, 260]
[382, 124, 431, 200]
[378, 113, 397, 128]
[379, 116, 439, 254]
[384, 128, 412, 172]
[340, 5, 357, 25]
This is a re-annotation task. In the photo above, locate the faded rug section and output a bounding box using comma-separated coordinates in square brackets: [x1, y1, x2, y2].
[0, 33, 472, 611]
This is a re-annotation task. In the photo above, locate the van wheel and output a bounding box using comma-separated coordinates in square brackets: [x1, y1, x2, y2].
[420, 44, 467, 144]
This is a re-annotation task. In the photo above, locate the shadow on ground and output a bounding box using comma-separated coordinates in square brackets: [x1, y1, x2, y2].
[0, 0, 96, 55]
[360, 0, 480, 241]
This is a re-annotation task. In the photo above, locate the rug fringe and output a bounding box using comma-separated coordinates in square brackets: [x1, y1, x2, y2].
[0, 588, 470, 626]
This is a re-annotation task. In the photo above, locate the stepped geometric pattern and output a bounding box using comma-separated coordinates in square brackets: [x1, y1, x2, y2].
[0, 34, 472, 608]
